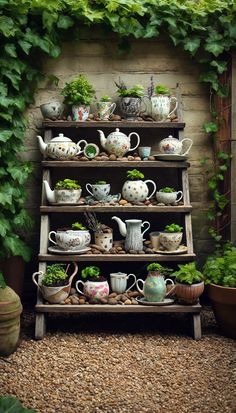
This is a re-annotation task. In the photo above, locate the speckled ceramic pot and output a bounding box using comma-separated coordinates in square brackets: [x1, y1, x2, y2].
[49, 229, 91, 251]
[156, 191, 183, 205]
[159, 231, 183, 251]
[54, 189, 82, 204]
[95, 232, 113, 251]
[75, 280, 109, 303]
[86, 183, 111, 200]
[122, 179, 156, 202]
[150, 95, 178, 121]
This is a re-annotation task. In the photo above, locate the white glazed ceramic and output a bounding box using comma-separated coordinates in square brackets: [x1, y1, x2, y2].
[83, 143, 100, 159]
[98, 128, 140, 157]
[72, 105, 90, 121]
[136, 272, 175, 302]
[40, 101, 64, 120]
[122, 179, 156, 202]
[97, 101, 116, 120]
[44, 181, 82, 204]
[75, 280, 109, 303]
[156, 191, 183, 204]
[110, 272, 137, 294]
[150, 95, 178, 121]
[149, 231, 160, 250]
[159, 135, 193, 156]
[37, 133, 87, 160]
[112, 216, 150, 252]
[86, 183, 111, 200]
[159, 231, 183, 251]
[95, 232, 113, 251]
[49, 229, 91, 251]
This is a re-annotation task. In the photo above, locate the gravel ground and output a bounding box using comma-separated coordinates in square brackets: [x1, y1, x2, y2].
[1, 306, 235, 413]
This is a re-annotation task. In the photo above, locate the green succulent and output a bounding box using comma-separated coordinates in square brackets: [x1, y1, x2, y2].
[155, 84, 170, 95]
[115, 79, 144, 98]
[55, 179, 81, 190]
[81, 266, 101, 280]
[61, 74, 95, 106]
[42, 264, 68, 287]
[71, 222, 87, 230]
[172, 263, 203, 285]
[164, 223, 183, 233]
[99, 95, 112, 102]
[96, 180, 107, 185]
[159, 187, 175, 193]
[127, 169, 144, 180]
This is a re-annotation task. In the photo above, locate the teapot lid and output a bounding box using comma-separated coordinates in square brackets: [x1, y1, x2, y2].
[110, 128, 126, 136]
[51, 133, 72, 142]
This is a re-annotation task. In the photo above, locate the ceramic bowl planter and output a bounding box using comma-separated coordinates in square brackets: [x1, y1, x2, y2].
[156, 190, 183, 205]
[40, 101, 64, 120]
[208, 284, 236, 339]
[49, 227, 91, 251]
[175, 282, 204, 304]
[44, 180, 82, 204]
[75, 266, 109, 303]
[159, 232, 183, 251]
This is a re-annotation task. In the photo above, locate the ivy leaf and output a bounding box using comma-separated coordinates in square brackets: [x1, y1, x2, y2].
[210, 60, 227, 74]
[205, 41, 224, 57]
[184, 37, 201, 55]
[0, 129, 13, 143]
[13, 209, 33, 230]
[57, 15, 74, 29]
[4, 43, 17, 57]
[42, 10, 58, 31]
[50, 45, 61, 58]
[18, 40, 32, 55]
[2, 236, 31, 262]
[0, 16, 15, 37]
[0, 214, 11, 236]
[203, 122, 218, 133]
[0, 112, 12, 122]
[199, 71, 219, 91]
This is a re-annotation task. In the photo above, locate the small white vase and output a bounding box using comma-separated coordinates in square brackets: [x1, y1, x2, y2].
[95, 232, 113, 251]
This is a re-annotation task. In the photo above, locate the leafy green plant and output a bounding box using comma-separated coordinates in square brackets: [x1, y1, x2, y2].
[203, 245, 236, 287]
[115, 79, 144, 97]
[127, 169, 144, 180]
[147, 262, 172, 276]
[71, 222, 87, 230]
[61, 74, 95, 106]
[164, 224, 183, 233]
[81, 266, 101, 280]
[159, 187, 175, 193]
[172, 263, 204, 285]
[99, 95, 111, 102]
[42, 264, 68, 287]
[55, 179, 81, 190]
[0, 272, 7, 289]
[155, 85, 170, 95]
[0, 396, 36, 413]
[95, 180, 107, 185]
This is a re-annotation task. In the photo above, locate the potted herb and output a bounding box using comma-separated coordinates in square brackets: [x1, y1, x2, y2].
[172, 262, 204, 304]
[32, 263, 78, 304]
[115, 78, 145, 120]
[159, 223, 183, 251]
[122, 169, 156, 203]
[156, 186, 183, 205]
[97, 95, 116, 120]
[75, 266, 109, 303]
[147, 77, 178, 121]
[61, 74, 95, 121]
[203, 244, 236, 338]
[136, 263, 175, 302]
[43, 179, 82, 204]
[48, 222, 91, 252]
[85, 211, 113, 252]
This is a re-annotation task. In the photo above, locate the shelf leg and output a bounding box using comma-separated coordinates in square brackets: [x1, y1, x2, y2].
[192, 313, 202, 340]
[35, 313, 46, 340]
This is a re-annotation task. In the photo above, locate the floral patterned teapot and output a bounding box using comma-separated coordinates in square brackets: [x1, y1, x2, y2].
[37, 133, 87, 160]
[159, 135, 193, 156]
[98, 128, 140, 157]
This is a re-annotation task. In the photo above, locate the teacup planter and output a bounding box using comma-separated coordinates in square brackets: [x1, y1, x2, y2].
[96, 95, 116, 120]
[156, 187, 183, 205]
[49, 222, 91, 251]
[86, 181, 111, 201]
[159, 223, 183, 251]
[115, 80, 146, 120]
[44, 179, 82, 204]
[76, 266, 109, 303]
[149, 84, 178, 122]
[122, 169, 156, 203]
[32, 262, 78, 304]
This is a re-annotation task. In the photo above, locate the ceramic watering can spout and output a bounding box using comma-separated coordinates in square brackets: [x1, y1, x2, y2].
[97, 129, 107, 150]
[43, 180, 56, 203]
[112, 216, 126, 237]
[37, 135, 47, 155]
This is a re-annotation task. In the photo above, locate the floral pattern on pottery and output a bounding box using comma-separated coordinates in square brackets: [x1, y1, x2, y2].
[54, 189, 82, 204]
[137, 272, 175, 302]
[150, 95, 178, 122]
[72, 105, 90, 121]
[98, 128, 140, 158]
[86, 183, 111, 200]
[122, 179, 156, 202]
[159, 231, 183, 251]
[37, 133, 87, 160]
[156, 191, 183, 205]
[159, 135, 193, 156]
[49, 230, 91, 251]
[76, 280, 109, 303]
[95, 232, 113, 251]
[97, 101, 116, 120]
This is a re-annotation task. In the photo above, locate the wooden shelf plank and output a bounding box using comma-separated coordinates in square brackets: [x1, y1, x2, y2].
[42, 160, 189, 168]
[38, 253, 196, 262]
[36, 303, 201, 314]
[42, 120, 185, 129]
[40, 205, 192, 213]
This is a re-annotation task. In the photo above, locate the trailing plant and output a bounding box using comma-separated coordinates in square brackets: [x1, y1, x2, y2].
[81, 265, 101, 280]
[55, 179, 81, 190]
[61, 74, 95, 106]
[95, 180, 108, 185]
[154, 85, 170, 95]
[172, 263, 204, 285]
[71, 222, 87, 230]
[159, 187, 175, 193]
[99, 95, 112, 102]
[203, 244, 236, 287]
[42, 264, 68, 287]
[115, 79, 144, 98]
[127, 169, 144, 180]
[147, 262, 172, 276]
[164, 224, 183, 233]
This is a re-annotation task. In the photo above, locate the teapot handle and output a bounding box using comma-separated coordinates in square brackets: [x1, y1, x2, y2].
[76, 140, 87, 155]
[180, 138, 193, 156]
[75, 280, 85, 296]
[126, 273, 137, 292]
[128, 132, 140, 152]
[136, 279, 145, 295]
[165, 279, 176, 296]
[141, 221, 150, 240]
[144, 180, 156, 200]
[167, 96, 178, 118]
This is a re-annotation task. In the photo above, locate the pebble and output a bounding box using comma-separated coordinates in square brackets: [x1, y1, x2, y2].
[100, 155, 109, 161]
[109, 154, 117, 161]
[109, 293, 117, 298]
[118, 250, 126, 254]
[127, 155, 134, 161]
[100, 297, 108, 304]
[124, 299, 132, 305]
[108, 298, 117, 305]
[145, 248, 154, 254]
[90, 244, 105, 252]
[79, 298, 86, 304]
[119, 199, 128, 205]
[129, 250, 138, 254]
[80, 156, 89, 161]
[148, 156, 155, 161]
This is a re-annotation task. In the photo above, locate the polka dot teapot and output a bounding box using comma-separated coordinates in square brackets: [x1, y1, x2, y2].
[37, 133, 87, 160]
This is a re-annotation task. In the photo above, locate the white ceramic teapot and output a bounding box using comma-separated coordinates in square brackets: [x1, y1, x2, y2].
[159, 135, 193, 156]
[98, 128, 140, 157]
[37, 133, 87, 160]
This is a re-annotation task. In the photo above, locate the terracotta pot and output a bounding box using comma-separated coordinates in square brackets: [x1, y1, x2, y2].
[0, 256, 25, 298]
[175, 281, 204, 304]
[208, 284, 236, 339]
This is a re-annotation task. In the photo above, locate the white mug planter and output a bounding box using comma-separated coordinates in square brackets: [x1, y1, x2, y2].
[86, 183, 111, 200]
[150, 95, 178, 122]
[156, 191, 183, 205]
[159, 231, 183, 251]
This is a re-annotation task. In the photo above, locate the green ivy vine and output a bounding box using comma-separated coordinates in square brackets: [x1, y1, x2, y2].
[0, 0, 235, 260]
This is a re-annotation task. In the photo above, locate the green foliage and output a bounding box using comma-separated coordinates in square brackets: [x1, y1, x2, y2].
[0, 272, 7, 289]
[71, 222, 87, 230]
[159, 187, 175, 193]
[95, 180, 107, 185]
[155, 85, 170, 95]
[0, 396, 36, 413]
[203, 244, 236, 287]
[147, 262, 172, 276]
[115, 79, 144, 97]
[164, 223, 183, 233]
[61, 74, 95, 105]
[42, 264, 68, 287]
[172, 263, 204, 285]
[81, 266, 101, 280]
[127, 169, 144, 180]
[99, 95, 111, 102]
[55, 179, 81, 190]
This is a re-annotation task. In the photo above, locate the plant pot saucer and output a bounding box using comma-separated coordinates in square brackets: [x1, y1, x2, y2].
[153, 153, 188, 161]
[136, 296, 175, 305]
[85, 194, 121, 204]
[48, 246, 91, 255]
[154, 245, 188, 254]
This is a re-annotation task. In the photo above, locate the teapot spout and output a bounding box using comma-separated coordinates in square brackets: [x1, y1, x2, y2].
[37, 135, 47, 155]
[43, 180, 56, 204]
[112, 216, 126, 237]
[97, 129, 106, 150]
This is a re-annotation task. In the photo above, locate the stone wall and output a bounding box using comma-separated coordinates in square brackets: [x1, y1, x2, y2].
[23, 32, 213, 285]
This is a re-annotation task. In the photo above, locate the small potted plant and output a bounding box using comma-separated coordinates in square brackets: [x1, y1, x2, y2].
[136, 263, 175, 302]
[122, 169, 156, 203]
[147, 76, 178, 121]
[44, 179, 82, 204]
[159, 223, 183, 251]
[115, 78, 145, 120]
[172, 262, 204, 304]
[203, 243, 236, 338]
[156, 186, 183, 205]
[96, 95, 116, 120]
[61, 74, 95, 121]
[75, 266, 109, 303]
[48, 222, 91, 252]
[86, 180, 111, 201]
[32, 263, 78, 304]
[85, 211, 113, 252]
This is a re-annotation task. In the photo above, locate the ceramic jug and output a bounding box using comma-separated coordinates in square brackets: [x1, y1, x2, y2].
[150, 95, 178, 122]
[136, 272, 175, 302]
[112, 216, 150, 252]
[110, 272, 137, 293]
